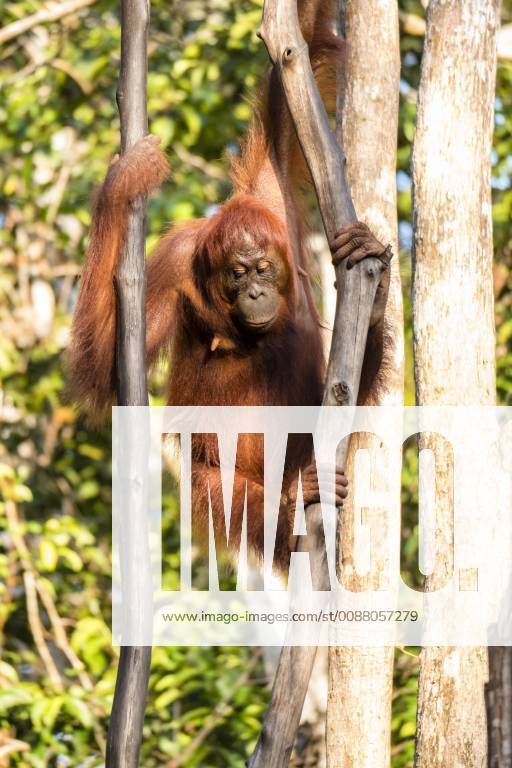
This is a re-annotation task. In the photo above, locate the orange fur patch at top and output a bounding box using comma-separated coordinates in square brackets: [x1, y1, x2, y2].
[196, 194, 292, 272]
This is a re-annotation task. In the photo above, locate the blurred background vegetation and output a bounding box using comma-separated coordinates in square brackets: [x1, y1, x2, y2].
[0, 0, 510, 765]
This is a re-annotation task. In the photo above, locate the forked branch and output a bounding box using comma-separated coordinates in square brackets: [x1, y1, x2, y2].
[260, 0, 385, 408]
[248, 1, 385, 766]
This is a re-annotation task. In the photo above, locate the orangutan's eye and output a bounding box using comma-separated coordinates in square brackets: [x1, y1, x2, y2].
[257, 260, 271, 274]
[233, 266, 246, 278]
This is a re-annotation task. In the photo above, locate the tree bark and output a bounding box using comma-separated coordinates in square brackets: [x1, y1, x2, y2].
[411, 2, 500, 766]
[247, 1, 386, 765]
[486, 647, 512, 768]
[106, 0, 151, 766]
[326, 2, 403, 766]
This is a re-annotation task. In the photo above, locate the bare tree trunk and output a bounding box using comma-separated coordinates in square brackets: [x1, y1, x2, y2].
[411, 2, 500, 766]
[326, 2, 403, 766]
[486, 647, 512, 768]
[106, 0, 151, 766]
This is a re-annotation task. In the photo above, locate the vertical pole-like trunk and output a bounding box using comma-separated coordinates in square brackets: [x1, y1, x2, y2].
[411, 2, 500, 766]
[486, 647, 512, 768]
[106, 1, 151, 766]
[326, 2, 403, 766]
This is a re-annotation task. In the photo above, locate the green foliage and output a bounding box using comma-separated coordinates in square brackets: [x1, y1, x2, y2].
[391, 648, 420, 768]
[494, 51, 512, 404]
[0, 2, 270, 765]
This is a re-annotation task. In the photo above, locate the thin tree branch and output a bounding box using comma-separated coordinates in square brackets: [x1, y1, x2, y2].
[23, 571, 64, 691]
[35, 582, 93, 692]
[6, 501, 93, 691]
[105, 0, 152, 766]
[51, 58, 94, 94]
[5, 500, 64, 692]
[174, 143, 226, 181]
[0, 0, 97, 46]
[0, 737, 30, 760]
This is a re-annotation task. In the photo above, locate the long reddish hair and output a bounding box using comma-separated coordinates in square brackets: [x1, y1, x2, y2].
[193, 193, 298, 313]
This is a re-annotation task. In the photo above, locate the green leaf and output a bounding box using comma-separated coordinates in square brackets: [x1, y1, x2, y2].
[399, 720, 417, 738]
[31, 696, 64, 730]
[60, 547, 83, 572]
[154, 689, 182, 709]
[65, 697, 94, 728]
[39, 540, 58, 571]
[0, 660, 19, 684]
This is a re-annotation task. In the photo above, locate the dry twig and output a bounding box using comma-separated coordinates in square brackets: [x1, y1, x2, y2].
[0, 0, 97, 46]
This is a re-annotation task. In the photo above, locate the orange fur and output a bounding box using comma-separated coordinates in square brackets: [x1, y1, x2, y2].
[67, 138, 169, 418]
[68, 2, 379, 565]
[229, 0, 343, 197]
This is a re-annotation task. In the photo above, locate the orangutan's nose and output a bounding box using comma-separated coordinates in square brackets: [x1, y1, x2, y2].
[248, 284, 265, 300]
